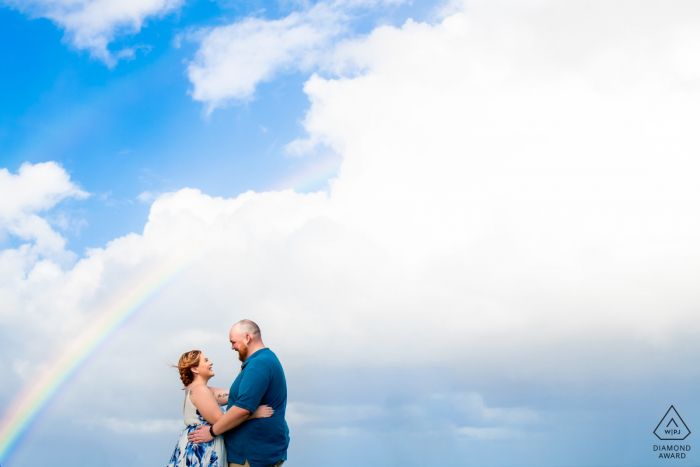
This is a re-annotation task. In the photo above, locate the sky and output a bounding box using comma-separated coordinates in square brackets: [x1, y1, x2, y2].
[2, 0, 700, 466]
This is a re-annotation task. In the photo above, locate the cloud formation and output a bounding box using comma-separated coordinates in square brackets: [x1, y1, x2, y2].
[4, 0, 182, 64]
[7, 0, 700, 408]
[0, 162, 87, 265]
[4, 0, 700, 465]
[187, 0, 405, 110]
[187, 2, 343, 110]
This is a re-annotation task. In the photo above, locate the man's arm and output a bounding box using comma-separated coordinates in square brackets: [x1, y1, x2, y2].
[189, 366, 269, 444]
[188, 405, 251, 444]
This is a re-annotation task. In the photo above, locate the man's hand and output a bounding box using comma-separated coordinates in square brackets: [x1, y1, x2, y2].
[188, 425, 214, 444]
[187, 405, 251, 444]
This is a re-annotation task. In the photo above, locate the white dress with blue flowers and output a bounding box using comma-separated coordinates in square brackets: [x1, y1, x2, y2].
[167, 387, 227, 467]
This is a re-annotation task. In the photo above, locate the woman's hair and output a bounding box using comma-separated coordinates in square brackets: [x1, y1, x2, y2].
[174, 350, 201, 387]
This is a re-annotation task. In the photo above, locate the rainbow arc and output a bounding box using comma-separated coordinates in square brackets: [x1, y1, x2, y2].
[0, 257, 195, 464]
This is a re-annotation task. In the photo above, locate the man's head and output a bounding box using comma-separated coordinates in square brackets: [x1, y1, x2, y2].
[229, 319, 263, 362]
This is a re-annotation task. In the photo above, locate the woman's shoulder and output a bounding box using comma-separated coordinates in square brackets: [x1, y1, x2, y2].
[187, 384, 211, 401]
[188, 383, 209, 391]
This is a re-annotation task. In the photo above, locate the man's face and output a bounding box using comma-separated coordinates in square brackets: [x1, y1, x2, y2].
[229, 327, 249, 362]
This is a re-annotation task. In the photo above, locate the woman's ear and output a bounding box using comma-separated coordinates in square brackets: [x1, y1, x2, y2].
[191, 367, 199, 375]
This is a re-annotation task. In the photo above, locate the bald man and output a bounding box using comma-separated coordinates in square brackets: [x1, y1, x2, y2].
[189, 319, 289, 467]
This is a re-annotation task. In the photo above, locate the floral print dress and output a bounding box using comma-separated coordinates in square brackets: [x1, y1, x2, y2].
[167, 388, 227, 467]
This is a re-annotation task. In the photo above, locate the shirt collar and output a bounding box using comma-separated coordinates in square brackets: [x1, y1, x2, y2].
[241, 347, 269, 369]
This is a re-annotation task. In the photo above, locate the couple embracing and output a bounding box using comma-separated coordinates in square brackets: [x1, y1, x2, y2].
[167, 319, 289, 467]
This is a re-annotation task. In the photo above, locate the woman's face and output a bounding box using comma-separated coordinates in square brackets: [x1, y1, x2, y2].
[194, 353, 215, 379]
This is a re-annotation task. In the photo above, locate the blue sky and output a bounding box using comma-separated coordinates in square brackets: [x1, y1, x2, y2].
[0, 2, 307, 252]
[3, 1, 700, 466]
[0, 0, 426, 252]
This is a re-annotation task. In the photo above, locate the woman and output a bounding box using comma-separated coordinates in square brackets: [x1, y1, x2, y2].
[167, 350, 273, 467]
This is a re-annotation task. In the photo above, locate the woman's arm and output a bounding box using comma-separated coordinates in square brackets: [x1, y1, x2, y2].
[247, 405, 274, 420]
[204, 386, 272, 417]
[207, 386, 229, 406]
[189, 385, 225, 425]
[188, 405, 273, 444]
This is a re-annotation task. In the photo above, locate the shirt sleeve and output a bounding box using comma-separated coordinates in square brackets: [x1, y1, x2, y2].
[232, 365, 269, 413]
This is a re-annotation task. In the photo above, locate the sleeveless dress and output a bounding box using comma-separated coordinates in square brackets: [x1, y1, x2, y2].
[167, 387, 227, 467]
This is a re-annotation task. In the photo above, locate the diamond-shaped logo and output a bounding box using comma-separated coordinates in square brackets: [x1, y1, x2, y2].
[654, 406, 691, 440]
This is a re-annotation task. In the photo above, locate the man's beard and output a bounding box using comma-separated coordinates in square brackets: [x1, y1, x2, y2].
[237, 343, 249, 362]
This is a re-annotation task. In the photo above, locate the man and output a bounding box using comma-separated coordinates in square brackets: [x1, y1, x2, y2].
[189, 319, 289, 467]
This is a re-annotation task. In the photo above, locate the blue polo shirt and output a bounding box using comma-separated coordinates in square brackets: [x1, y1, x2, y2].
[225, 348, 289, 467]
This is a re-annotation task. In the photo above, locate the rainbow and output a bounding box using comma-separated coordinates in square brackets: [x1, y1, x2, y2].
[274, 154, 342, 193]
[0, 257, 197, 465]
[0, 153, 343, 464]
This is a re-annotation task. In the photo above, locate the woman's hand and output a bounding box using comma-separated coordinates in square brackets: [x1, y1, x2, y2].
[251, 405, 274, 419]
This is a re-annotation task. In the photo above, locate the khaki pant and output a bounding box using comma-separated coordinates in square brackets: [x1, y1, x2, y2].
[229, 461, 283, 467]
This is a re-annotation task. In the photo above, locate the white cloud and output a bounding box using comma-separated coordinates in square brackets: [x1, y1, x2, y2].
[287, 402, 384, 426]
[0, 162, 87, 262]
[440, 393, 540, 425]
[456, 426, 522, 440]
[288, 392, 538, 434]
[4, 0, 182, 65]
[0, 163, 89, 375]
[187, 0, 407, 111]
[6, 0, 700, 385]
[96, 417, 183, 434]
[187, 2, 343, 111]
[4, 0, 700, 462]
[136, 191, 157, 203]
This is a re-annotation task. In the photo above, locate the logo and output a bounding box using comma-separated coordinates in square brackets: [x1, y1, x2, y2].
[654, 406, 691, 441]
